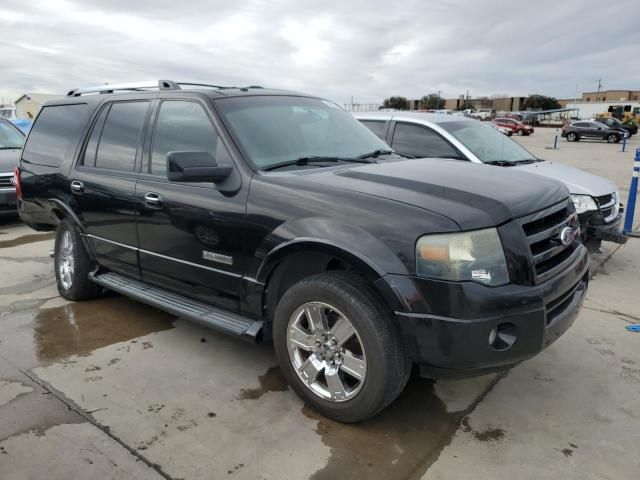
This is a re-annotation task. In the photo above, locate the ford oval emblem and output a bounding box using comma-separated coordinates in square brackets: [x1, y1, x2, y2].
[559, 226, 575, 246]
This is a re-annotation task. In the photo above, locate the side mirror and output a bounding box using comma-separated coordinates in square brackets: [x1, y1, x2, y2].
[167, 152, 232, 183]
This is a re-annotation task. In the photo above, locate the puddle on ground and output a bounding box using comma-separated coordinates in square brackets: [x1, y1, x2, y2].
[0, 232, 55, 249]
[304, 377, 464, 480]
[237, 366, 289, 400]
[32, 296, 176, 364]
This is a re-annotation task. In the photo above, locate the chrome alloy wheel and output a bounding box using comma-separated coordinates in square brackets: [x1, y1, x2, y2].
[287, 302, 367, 402]
[58, 230, 75, 290]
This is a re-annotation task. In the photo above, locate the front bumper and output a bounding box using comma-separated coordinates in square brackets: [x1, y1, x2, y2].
[579, 211, 627, 244]
[0, 189, 17, 216]
[381, 244, 589, 379]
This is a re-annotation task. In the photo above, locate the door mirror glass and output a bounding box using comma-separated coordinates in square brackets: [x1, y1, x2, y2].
[167, 151, 232, 183]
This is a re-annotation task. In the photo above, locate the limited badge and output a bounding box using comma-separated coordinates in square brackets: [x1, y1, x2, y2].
[202, 251, 233, 265]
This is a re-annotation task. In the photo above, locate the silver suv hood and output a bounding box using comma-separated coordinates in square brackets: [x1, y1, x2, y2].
[514, 160, 617, 197]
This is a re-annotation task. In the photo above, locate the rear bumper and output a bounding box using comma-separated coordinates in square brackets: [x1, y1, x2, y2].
[381, 244, 589, 379]
[0, 189, 17, 216]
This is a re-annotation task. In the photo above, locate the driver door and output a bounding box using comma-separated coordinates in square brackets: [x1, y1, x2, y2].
[135, 99, 248, 312]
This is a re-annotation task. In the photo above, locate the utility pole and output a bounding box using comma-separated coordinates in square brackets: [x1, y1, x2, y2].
[596, 78, 602, 102]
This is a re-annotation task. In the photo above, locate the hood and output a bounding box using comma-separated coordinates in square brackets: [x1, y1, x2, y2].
[0, 148, 21, 173]
[514, 160, 618, 197]
[300, 159, 569, 230]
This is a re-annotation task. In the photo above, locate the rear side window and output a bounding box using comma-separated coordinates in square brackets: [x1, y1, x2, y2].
[22, 104, 88, 167]
[151, 101, 223, 176]
[95, 102, 149, 172]
[391, 123, 459, 159]
[81, 106, 109, 168]
[360, 120, 387, 140]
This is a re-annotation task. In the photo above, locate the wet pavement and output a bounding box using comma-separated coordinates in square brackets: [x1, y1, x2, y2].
[1, 132, 639, 480]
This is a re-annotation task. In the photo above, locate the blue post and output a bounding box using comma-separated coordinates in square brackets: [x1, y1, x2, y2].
[553, 129, 559, 150]
[623, 148, 640, 234]
[621, 132, 628, 152]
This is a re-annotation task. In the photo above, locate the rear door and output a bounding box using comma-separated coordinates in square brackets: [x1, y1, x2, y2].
[135, 98, 248, 312]
[71, 100, 152, 278]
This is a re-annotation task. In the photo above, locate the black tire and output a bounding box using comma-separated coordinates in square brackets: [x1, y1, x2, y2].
[566, 132, 578, 142]
[606, 134, 619, 144]
[54, 219, 102, 300]
[273, 271, 411, 422]
[517, 129, 525, 136]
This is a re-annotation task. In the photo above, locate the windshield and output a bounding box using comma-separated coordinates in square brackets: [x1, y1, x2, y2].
[439, 121, 536, 163]
[216, 96, 390, 169]
[0, 120, 25, 149]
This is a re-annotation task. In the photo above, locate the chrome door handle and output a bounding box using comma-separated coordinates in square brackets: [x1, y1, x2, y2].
[70, 180, 84, 194]
[144, 192, 163, 207]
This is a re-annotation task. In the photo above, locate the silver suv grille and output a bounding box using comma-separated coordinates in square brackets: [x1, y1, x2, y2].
[518, 200, 581, 284]
[596, 192, 618, 222]
[0, 173, 14, 189]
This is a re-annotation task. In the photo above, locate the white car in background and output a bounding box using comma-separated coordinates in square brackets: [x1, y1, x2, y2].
[354, 111, 625, 250]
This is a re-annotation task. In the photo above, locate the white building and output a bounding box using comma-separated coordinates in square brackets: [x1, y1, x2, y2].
[565, 100, 640, 120]
[14, 93, 64, 120]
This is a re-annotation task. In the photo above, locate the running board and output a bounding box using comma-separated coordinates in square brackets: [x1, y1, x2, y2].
[89, 271, 264, 343]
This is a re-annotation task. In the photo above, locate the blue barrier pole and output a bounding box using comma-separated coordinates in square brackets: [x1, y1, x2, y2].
[553, 129, 558, 149]
[621, 132, 628, 152]
[623, 148, 640, 234]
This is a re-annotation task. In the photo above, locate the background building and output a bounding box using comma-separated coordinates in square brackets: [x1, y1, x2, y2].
[14, 93, 63, 119]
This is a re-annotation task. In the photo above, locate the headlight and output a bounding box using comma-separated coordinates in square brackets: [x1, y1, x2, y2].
[416, 228, 509, 286]
[571, 194, 598, 214]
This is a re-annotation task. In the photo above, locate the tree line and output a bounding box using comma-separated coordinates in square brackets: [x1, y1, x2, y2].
[381, 94, 561, 111]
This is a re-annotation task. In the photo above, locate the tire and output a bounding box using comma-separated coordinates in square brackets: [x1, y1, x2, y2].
[606, 134, 619, 144]
[273, 271, 411, 422]
[517, 129, 525, 136]
[567, 132, 578, 142]
[54, 219, 102, 300]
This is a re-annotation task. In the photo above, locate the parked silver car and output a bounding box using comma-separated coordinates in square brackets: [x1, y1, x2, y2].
[0, 118, 25, 217]
[355, 112, 625, 250]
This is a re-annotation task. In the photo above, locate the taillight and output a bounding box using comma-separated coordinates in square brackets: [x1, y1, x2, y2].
[13, 166, 22, 199]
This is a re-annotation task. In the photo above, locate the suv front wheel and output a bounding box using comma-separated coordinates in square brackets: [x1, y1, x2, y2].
[566, 132, 579, 142]
[606, 133, 619, 143]
[273, 272, 410, 422]
[54, 219, 102, 300]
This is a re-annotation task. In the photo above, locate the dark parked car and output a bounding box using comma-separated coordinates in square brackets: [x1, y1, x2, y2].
[17, 81, 588, 422]
[0, 118, 25, 217]
[595, 116, 638, 136]
[493, 117, 534, 136]
[561, 121, 625, 143]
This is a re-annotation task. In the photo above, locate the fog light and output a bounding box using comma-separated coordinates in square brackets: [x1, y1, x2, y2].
[489, 323, 518, 351]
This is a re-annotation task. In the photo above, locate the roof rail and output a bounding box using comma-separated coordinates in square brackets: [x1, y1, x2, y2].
[66, 80, 180, 97]
[66, 80, 265, 97]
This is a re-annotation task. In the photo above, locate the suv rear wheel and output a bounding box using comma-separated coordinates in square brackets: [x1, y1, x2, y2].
[273, 271, 410, 422]
[54, 219, 102, 300]
[606, 133, 619, 143]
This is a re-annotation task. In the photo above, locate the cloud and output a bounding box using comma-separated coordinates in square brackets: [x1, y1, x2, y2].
[1, 0, 638, 106]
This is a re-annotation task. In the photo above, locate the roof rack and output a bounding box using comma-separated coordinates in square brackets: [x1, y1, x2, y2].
[66, 80, 263, 97]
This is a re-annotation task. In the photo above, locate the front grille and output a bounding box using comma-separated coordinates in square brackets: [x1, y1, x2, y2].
[595, 192, 618, 222]
[0, 174, 13, 188]
[518, 200, 581, 284]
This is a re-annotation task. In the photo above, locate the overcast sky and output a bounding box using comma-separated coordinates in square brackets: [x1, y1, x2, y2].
[1, 0, 639, 106]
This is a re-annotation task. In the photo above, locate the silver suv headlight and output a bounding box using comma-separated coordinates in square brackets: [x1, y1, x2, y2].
[416, 228, 509, 286]
[571, 194, 598, 214]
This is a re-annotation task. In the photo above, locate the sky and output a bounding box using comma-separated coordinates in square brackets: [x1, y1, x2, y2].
[1, 0, 639, 106]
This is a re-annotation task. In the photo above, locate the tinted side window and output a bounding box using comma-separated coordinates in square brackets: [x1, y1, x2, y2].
[81, 106, 109, 167]
[22, 104, 89, 167]
[95, 102, 149, 172]
[360, 120, 387, 140]
[151, 101, 221, 176]
[391, 123, 459, 158]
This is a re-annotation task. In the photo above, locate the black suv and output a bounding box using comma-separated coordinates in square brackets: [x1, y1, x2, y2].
[17, 80, 589, 422]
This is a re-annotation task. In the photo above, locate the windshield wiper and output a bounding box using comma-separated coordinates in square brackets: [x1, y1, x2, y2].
[484, 160, 519, 167]
[262, 156, 374, 172]
[0, 146, 22, 150]
[358, 149, 395, 159]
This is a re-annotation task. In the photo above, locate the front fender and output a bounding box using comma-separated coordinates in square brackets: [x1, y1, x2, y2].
[255, 216, 412, 283]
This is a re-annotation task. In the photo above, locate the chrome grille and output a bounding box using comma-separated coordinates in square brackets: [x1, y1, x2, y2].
[519, 200, 581, 284]
[0, 173, 13, 188]
[596, 192, 618, 222]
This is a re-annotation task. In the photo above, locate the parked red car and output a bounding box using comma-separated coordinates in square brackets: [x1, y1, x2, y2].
[492, 117, 534, 136]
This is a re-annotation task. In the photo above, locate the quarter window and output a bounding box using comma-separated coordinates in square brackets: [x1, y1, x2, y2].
[151, 101, 223, 176]
[95, 102, 149, 172]
[360, 120, 387, 140]
[391, 123, 459, 159]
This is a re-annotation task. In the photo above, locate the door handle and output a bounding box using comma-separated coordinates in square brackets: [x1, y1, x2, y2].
[70, 180, 84, 194]
[144, 192, 163, 207]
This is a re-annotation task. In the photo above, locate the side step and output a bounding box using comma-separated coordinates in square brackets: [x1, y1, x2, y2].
[89, 271, 264, 343]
